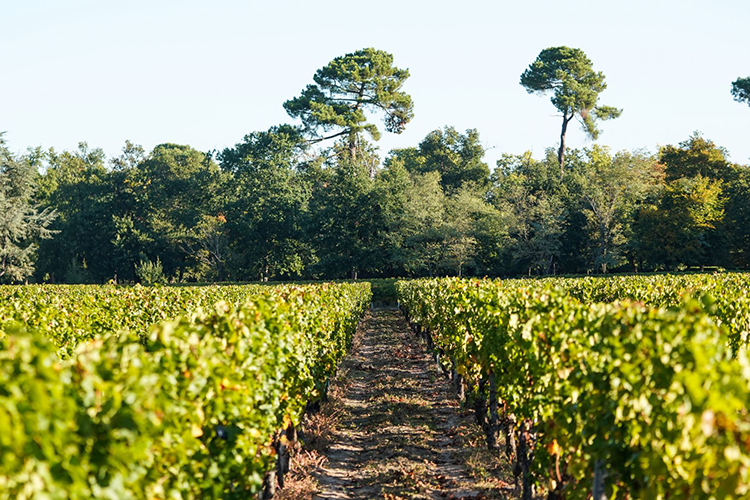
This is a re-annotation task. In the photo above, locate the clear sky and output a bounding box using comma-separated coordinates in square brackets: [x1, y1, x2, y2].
[2, 0, 749, 169]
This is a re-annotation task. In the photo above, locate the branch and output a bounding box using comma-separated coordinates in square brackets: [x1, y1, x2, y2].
[333, 97, 376, 104]
[306, 130, 349, 144]
[327, 82, 364, 96]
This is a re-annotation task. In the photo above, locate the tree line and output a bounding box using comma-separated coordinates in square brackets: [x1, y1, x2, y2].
[1, 47, 749, 283]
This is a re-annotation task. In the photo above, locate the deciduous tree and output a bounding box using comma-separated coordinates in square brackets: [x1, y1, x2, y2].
[306, 140, 381, 279]
[118, 143, 226, 280]
[390, 127, 490, 192]
[219, 125, 311, 281]
[492, 152, 566, 275]
[660, 132, 734, 181]
[35, 142, 112, 282]
[570, 146, 657, 273]
[635, 175, 725, 269]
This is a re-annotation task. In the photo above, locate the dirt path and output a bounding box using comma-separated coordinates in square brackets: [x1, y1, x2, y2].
[309, 310, 511, 500]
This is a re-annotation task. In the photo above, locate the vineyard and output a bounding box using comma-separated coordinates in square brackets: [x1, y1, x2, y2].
[0, 282, 371, 499]
[2, 274, 750, 499]
[397, 274, 750, 499]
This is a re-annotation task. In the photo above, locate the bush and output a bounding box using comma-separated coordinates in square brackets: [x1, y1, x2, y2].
[135, 257, 167, 285]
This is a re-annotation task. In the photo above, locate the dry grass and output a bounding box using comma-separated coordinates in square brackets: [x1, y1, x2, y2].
[275, 397, 347, 499]
[277, 311, 518, 499]
[276, 317, 366, 499]
[299, 405, 345, 454]
[275, 447, 326, 500]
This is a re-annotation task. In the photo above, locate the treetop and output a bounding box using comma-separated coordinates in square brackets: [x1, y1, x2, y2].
[284, 48, 413, 145]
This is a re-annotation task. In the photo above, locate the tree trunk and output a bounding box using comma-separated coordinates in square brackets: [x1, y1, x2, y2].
[215, 259, 223, 281]
[348, 131, 357, 163]
[261, 470, 277, 500]
[1, 235, 7, 278]
[454, 373, 465, 402]
[505, 412, 517, 461]
[473, 377, 487, 430]
[545, 254, 554, 275]
[592, 459, 608, 500]
[546, 460, 568, 500]
[519, 422, 533, 500]
[558, 113, 572, 175]
[487, 373, 499, 450]
[276, 433, 289, 488]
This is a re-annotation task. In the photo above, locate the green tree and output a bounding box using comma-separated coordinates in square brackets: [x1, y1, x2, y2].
[180, 215, 230, 282]
[660, 132, 734, 181]
[387, 167, 447, 276]
[724, 166, 750, 268]
[0, 135, 57, 282]
[654, 134, 736, 268]
[389, 126, 490, 192]
[219, 126, 311, 281]
[116, 143, 226, 281]
[492, 151, 566, 275]
[370, 158, 412, 276]
[306, 140, 382, 279]
[35, 142, 113, 282]
[520, 46, 621, 171]
[284, 48, 413, 160]
[374, 156, 503, 277]
[731, 77, 750, 106]
[107, 141, 149, 281]
[635, 175, 725, 269]
[570, 146, 657, 273]
[441, 189, 504, 277]
[507, 189, 564, 275]
[110, 140, 145, 171]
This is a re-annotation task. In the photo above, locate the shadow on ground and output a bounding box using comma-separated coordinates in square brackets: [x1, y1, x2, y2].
[306, 310, 515, 500]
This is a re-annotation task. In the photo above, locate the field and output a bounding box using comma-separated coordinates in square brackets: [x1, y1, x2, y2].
[399, 274, 750, 499]
[2, 274, 750, 499]
[0, 282, 371, 499]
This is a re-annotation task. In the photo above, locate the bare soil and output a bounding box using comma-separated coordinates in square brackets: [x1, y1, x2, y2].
[288, 309, 515, 500]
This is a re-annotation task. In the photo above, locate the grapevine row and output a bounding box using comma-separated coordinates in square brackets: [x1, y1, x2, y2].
[0, 282, 371, 499]
[397, 277, 750, 499]
[0, 284, 273, 357]
[546, 273, 750, 352]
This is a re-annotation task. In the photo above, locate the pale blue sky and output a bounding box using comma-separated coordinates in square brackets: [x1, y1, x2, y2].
[2, 0, 749, 168]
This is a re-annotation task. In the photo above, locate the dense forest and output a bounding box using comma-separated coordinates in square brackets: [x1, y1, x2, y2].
[2, 47, 750, 284]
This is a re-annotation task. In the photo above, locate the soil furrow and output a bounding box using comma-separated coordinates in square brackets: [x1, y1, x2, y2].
[308, 310, 511, 500]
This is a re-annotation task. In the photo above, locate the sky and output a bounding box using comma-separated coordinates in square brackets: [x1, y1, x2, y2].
[2, 0, 749, 169]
